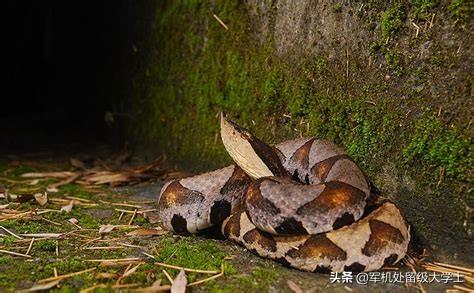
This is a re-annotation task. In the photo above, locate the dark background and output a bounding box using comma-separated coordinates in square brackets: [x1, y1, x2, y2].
[3, 1, 149, 151]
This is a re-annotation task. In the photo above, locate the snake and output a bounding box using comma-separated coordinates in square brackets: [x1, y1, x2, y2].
[157, 115, 410, 272]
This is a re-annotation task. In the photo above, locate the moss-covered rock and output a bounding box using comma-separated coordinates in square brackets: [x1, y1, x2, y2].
[114, 0, 472, 262]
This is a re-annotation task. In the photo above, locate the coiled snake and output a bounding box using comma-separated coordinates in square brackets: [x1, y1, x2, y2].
[158, 115, 410, 272]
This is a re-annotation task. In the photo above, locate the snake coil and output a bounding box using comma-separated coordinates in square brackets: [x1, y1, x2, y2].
[158, 115, 410, 272]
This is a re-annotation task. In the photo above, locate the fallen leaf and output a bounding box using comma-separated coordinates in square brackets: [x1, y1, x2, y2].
[68, 218, 79, 225]
[60, 200, 74, 213]
[29, 179, 39, 185]
[126, 227, 167, 237]
[24, 280, 60, 291]
[171, 269, 187, 293]
[0, 203, 9, 209]
[122, 263, 142, 279]
[287, 280, 303, 293]
[46, 186, 59, 193]
[99, 225, 115, 234]
[34, 193, 48, 206]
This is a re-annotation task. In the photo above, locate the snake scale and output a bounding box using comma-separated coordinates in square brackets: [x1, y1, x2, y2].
[157, 115, 410, 272]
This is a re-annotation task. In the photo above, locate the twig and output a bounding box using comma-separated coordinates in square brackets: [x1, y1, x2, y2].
[429, 13, 436, 29]
[128, 209, 138, 225]
[48, 173, 81, 190]
[84, 246, 125, 250]
[25, 238, 35, 255]
[79, 284, 106, 293]
[0, 249, 32, 258]
[0, 225, 23, 239]
[213, 14, 229, 30]
[188, 263, 225, 287]
[85, 257, 142, 263]
[412, 22, 420, 38]
[99, 200, 143, 209]
[154, 261, 219, 274]
[38, 267, 96, 283]
[141, 251, 155, 259]
[112, 283, 140, 289]
[162, 269, 174, 284]
[19, 233, 62, 238]
[40, 216, 61, 226]
[117, 242, 143, 249]
[64, 196, 93, 203]
[115, 208, 157, 214]
[433, 262, 474, 274]
[452, 285, 472, 292]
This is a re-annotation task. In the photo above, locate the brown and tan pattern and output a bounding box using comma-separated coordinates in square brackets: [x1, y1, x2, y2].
[157, 115, 410, 272]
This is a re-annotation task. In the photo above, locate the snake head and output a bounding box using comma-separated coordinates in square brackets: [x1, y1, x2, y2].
[220, 113, 288, 179]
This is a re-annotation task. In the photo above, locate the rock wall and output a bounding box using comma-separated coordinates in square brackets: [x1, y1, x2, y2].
[117, 0, 472, 262]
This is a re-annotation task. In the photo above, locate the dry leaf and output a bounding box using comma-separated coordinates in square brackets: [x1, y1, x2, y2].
[68, 218, 79, 225]
[0, 203, 9, 209]
[126, 227, 167, 237]
[34, 193, 48, 206]
[29, 179, 39, 185]
[122, 263, 142, 279]
[60, 200, 74, 213]
[99, 225, 115, 234]
[24, 280, 60, 291]
[46, 186, 59, 193]
[171, 269, 187, 293]
[287, 280, 303, 293]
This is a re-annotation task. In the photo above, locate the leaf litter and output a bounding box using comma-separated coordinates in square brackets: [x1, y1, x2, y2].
[0, 155, 231, 291]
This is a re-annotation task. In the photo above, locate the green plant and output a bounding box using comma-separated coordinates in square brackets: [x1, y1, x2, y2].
[381, 3, 405, 39]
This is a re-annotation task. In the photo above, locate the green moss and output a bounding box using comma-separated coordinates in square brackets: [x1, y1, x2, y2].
[384, 50, 404, 77]
[35, 239, 57, 252]
[0, 256, 12, 265]
[381, 3, 405, 40]
[2, 219, 51, 234]
[155, 236, 233, 282]
[1, 236, 16, 245]
[44, 257, 90, 275]
[431, 50, 443, 66]
[207, 266, 279, 292]
[449, 0, 473, 22]
[411, 0, 437, 20]
[369, 41, 383, 55]
[58, 184, 96, 200]
[403, 115, 472, 181]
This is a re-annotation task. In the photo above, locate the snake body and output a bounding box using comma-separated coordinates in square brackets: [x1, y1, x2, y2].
[158, 116, 410, 272]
